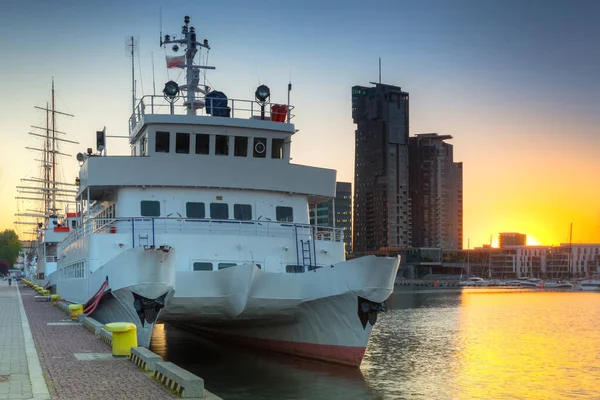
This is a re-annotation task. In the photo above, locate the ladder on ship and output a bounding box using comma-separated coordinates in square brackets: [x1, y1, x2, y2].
[300, 240, 312, 267]
[294, 225, 317, 269]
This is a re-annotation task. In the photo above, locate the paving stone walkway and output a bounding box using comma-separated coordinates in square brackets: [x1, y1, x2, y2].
[14, 281, 179, 400]
[0, 279, 48, 400]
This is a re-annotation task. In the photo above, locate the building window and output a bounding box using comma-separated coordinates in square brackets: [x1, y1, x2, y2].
[253, 137, 267, 158]
[210, 203, 229, 219]
[272, 138, 284, 159]
[234, 136, 248, 157]
[195, 134, 210, 154]
[276, 206, 293, 222]
[156, 131, 170, 153]
[193, 262, 213, 271]
[234, 204, 252, 220]
[215, 135, 229, 155]
[186, 202, 205, 218]
[140, 201, 160, 217]
[176, 133, 190, 154]
[218, 263, 237, 270]
[286, 265, 305, 273]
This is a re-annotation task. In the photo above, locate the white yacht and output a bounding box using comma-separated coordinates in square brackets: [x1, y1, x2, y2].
[458, 277, 490, 287]
[577, 279, 600, 291]
[518, 278, 544, 288]
[61, 15, 399, 365]
[543, 280, 573, 289]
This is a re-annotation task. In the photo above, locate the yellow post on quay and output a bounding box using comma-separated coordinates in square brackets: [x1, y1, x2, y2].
[68, 304, 83, 320]
[51, 294, 61, 305]
[104, 322, 137, 357]
[42, 290, 50, 296]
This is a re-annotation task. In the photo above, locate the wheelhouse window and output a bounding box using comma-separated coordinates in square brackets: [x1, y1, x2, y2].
[195, 134, 210, 154]
[234, 204, 252, 220]
[272, 138, 284, 159]
[234, 136, 248, 157]
[218, 263, 237, 270]
[186, 202, 205, 218]
[276, 206, 293, 222]
[141, 134, 148, 156]
[176, 133, 190, 154]
[210, 203, 229, 219]
[215, 135, 229, 156]
[253, 137, 267, 158]
[155, 131, 170, 153]
[141, 201, 160, 217]
[193, 262, 213, 271]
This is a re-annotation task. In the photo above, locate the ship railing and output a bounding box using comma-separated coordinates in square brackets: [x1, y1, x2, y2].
[59, 217, 343, 251]
[129, 94, 295, 134]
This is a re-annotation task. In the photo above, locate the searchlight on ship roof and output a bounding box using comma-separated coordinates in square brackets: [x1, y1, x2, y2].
[255, 85, 270, 103]
[163, 81, 179, 100]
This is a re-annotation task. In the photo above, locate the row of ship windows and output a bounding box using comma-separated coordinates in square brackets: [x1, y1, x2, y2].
[148, 132, 286, 159]
[192, 262, 322, 273]
[61, 262, 85, 279]
[140, 201, 294, 222]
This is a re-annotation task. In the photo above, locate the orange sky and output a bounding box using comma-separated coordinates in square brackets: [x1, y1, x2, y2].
[0, 1, 599, 248]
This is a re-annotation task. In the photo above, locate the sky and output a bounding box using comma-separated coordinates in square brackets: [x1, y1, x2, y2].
[0, 0, 598, 248]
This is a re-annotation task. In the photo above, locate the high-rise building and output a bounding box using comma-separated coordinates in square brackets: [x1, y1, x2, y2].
[409, 133, 463, 249]
[499, 232, 526, 248]
[352, 83, 410, 253]
[309, 182, 352, 253]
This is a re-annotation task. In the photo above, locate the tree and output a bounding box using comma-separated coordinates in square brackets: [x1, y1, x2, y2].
[0, 230, 22, 268]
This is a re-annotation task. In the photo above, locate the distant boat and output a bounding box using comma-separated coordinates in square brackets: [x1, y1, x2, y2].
[543, 280, 573, 289]
[577, 278, 600, 292]
[519, 278, 544, 289]
[458, 277, 490, 287]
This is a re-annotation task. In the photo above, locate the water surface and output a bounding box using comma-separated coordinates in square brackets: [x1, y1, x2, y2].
[151, 289, 600, 399]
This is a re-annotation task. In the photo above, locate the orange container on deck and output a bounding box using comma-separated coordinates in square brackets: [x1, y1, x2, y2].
[271, 104, 288, 122]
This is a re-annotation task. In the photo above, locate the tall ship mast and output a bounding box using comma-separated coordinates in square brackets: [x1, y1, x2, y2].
[14, 80, 79, 283]
[57, 15, 399, 364]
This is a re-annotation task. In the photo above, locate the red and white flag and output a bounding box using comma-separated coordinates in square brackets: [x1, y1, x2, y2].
[166, 55, 185, 69]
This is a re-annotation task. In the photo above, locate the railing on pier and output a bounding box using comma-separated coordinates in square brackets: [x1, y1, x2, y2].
[129, 94, 295, 134]
[58, 217, 343, 253]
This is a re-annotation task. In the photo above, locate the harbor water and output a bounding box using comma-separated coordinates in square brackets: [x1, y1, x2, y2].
[150, 289, 600, 399]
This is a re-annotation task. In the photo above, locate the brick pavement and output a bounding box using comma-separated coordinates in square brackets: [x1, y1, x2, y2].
[18, 281, 179, 400]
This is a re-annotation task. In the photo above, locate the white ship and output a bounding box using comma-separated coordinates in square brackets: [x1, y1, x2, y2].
[63, 15, 399, 365]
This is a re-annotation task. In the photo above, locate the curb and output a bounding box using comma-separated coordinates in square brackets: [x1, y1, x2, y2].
[100, 327, 113, 347]
[41, 291, 222, 399]
[153, 361, 204, 398]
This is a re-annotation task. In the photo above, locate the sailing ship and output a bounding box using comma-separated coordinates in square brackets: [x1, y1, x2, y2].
[14, 80, 78, 290]
[63, 15, 399, 365]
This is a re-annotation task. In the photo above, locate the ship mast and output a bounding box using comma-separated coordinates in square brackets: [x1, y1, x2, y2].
[15, 80, 78, 232]
[161, 15, 214, 115]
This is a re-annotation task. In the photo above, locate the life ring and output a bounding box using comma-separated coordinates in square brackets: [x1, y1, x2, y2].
[254, 141, 265, 154]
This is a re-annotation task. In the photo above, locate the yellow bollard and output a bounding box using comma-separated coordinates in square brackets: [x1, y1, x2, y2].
[104, 322, 137, 357]
[68, 304, 83, 320]
[37, 288, 44, 294]
[51, 294, 61, 305]
[42, 290, 50, 296]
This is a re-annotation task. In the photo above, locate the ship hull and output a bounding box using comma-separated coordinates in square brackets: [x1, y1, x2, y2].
[160, 255, 399, 366]
[56, 246, 176, 346]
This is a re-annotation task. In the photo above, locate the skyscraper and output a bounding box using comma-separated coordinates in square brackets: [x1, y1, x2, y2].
[352, 83, 410, 253]
[309, 182, 352, 253]
[409, 133, 463, 249]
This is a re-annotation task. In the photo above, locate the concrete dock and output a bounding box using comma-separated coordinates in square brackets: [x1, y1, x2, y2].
[0, 280, 217, 400]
